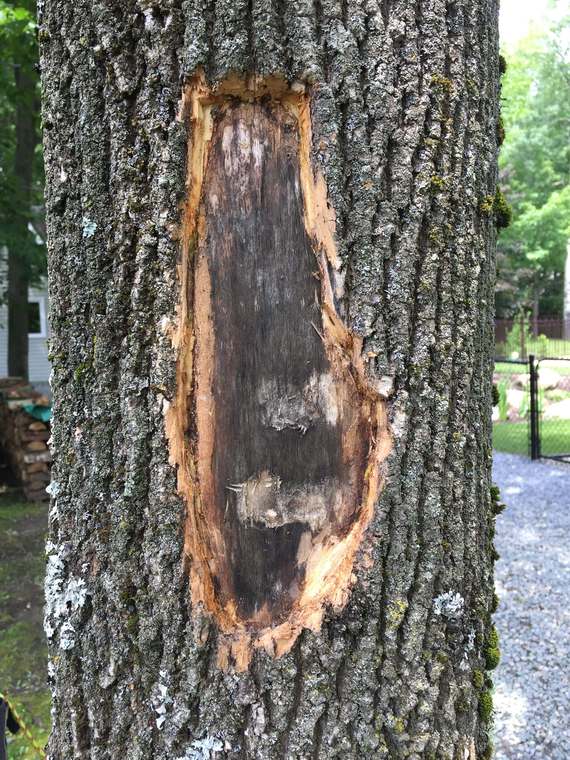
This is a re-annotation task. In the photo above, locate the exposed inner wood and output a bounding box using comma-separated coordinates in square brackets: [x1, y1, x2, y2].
[166, 73, 392, 669]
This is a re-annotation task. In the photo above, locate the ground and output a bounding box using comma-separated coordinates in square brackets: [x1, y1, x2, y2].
[0, 491, 50, 758]
[1, 456, 569, 758]
[493, 452, 570, 759]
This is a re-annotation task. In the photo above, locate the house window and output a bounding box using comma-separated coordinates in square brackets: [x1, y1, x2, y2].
[28, 297, 47, 338]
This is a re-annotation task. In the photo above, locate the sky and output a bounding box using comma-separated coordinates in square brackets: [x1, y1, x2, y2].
[499, 0, 560, 49]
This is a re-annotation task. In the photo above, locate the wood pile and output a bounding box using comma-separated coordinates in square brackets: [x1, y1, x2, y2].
[0, 377, 52, 502]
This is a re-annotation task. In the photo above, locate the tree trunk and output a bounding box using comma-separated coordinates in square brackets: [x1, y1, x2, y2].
[40, 1, 501, 758]
[564, 240, 570, 340]
[531, 287, 539, 338]
[7, 245, 29, 379]
[7, 68, 37, 379]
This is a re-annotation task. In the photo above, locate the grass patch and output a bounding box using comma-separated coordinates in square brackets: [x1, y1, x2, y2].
[539, 360, 570, 376]
[493, 421, 529, 455]
[494, 360, 570, 376]
[0, 494, 50, 758]
[545, 389, 570, 402]
[496, 337, 570, 361]
[540, 420, 570, 456]
[493, 420, 570, 456]
[494, 361, 528, 376]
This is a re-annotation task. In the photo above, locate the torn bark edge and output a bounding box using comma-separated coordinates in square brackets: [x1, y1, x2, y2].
[164, 70, 393, 672]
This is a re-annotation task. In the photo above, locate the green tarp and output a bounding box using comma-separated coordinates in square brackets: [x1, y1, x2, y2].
[22, 404, 52, 423]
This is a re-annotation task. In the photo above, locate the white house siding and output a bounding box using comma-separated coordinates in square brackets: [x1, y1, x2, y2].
[27, 284, 51, 384]
[0, 249, 51, 386]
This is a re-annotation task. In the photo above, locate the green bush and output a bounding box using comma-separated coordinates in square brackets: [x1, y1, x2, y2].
[519, 389, 529, 419]
[498, 380, 508, 421]
[536, 334, 549, 357]
[505, 314, 531, 358]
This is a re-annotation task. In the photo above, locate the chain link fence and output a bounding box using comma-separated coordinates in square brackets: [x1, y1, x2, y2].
[493, 355, 570, 462]
[493, 359, 531, 456]
[535, 357, 570, 462]
[495, 316, 570, 361]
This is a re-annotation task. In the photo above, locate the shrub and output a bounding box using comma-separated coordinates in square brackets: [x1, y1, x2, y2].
[498, 380, 508, 422]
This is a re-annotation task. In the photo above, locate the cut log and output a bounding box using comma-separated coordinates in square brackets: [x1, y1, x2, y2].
[28, 421, 48, 431]
[25, 441, 48, 452]
[0, 378, 51, 502]
[26, 462, 50, 474]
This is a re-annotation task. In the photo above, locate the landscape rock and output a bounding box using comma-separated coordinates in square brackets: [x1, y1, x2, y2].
[513, 367, 560, 390]
[543, 398, 570, 419]
[507, 388, 525, 413]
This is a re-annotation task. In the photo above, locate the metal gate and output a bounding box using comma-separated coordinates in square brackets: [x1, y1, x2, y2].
[493, 358, 532, 457]
[529, 356, 570, 463]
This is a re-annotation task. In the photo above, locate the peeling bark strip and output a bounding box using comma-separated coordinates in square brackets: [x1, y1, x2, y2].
[167, 76, 391, 667]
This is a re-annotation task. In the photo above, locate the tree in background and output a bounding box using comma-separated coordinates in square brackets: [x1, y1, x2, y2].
[496, 11, 570, 323]
[0, 0, 44, 379]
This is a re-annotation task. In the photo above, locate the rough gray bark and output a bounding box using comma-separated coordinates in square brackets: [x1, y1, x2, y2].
[40, 0, 501, 758]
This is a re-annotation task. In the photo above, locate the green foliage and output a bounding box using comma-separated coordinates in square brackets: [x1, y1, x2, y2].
[518, 388, 530, 419]
[0, 495, 50, 757]
[496, 338, 570, 362]
[536, 333, 549, 357]
[505, 313, 532, 358]
[497, 380, 508, 421]
[496, 13, 570, 317]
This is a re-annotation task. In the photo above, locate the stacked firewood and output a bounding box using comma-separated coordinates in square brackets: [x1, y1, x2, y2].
[0, 378, 52, 502]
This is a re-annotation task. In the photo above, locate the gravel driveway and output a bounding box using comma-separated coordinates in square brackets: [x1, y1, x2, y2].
[492, 452, 570, 759]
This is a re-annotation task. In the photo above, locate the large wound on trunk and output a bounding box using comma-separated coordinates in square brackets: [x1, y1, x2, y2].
[167, 75, 391, 670]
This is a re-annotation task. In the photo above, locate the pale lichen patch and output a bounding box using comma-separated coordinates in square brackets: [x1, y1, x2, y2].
[433, 591, 465, 620]
[175, 736, 225, 759]
[81, 217, 97, 238]
[44, 544, 89, 651]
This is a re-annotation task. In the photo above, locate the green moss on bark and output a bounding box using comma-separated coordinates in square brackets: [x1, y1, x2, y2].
[484, 625, 501, 670]
[478, 689, 493, 722]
